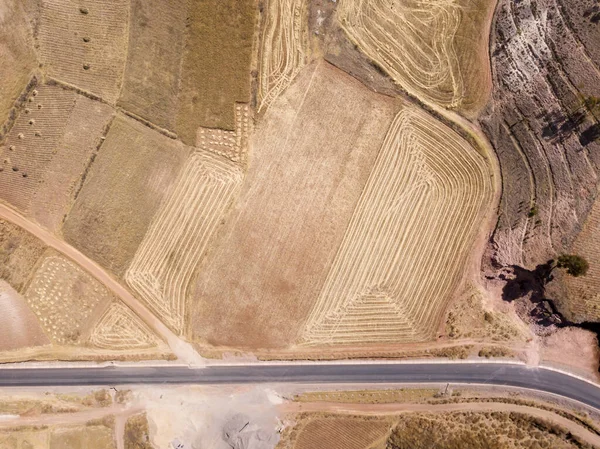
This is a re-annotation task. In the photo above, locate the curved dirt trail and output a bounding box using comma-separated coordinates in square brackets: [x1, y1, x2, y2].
[282, 401, 600, 447]
[0, 204, 204, 366]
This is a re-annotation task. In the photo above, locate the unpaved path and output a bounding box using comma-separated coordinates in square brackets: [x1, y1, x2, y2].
[0, 203, 204, 366]
[281, 401, 600, 447]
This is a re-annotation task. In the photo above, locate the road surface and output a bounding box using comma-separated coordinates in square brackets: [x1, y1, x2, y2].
[1, 363, 599, 411]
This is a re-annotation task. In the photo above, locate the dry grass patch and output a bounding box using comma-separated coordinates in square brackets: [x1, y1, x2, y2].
[49, 424, 115, 449]
[0, 0, 37, 129]
[0, 429, 49, 449]
[0, 84, 113, 232]
[24, 251, 114, 345]
[0, 219, 46, 293]
[63, 114, 189, 277]
[126, 151, 243, 334]
[190, 62, 399, 349]
[124, 413, 152, 449]
[257, 0, 309, 111]
[37, 0, 129, 103]
[175, 0, 256, 144]
[302, 106, 493, 345]
[337, 0, 494, 112]
[295, 389, 437, 404]
[118, 0, 187, 130]
[0, 280, 49, 351]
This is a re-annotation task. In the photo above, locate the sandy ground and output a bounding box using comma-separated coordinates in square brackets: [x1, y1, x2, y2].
[0, 203, 203, 366]
[541, 327, 600, 381]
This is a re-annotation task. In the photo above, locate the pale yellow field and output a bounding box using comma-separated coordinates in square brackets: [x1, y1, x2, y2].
[258, 0, 309, 111]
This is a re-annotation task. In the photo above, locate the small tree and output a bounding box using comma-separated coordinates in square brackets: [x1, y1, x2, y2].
[556, 254, 589, 277]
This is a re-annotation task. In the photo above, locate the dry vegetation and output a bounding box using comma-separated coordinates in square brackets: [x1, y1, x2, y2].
[292, 417, 390, 449]
[0, 0, 37, 129]
[126, 151, 243, 334]
[124, 413, 152, 449]
[337, 0, 495, 112]
[24, 252, 114, 345]
[0, 219, 46, 292]
[118, 0, 187, 131]
[63, 114, 189, 277]
[295, 389, 438, 405]
[257, 0, 309, 111]
[49, 424, 115, 449]
[37, 0, 129, 103]
[302, 106, 493, 345]
[190, 62, 399, 349]
[175, 0, 257, 144]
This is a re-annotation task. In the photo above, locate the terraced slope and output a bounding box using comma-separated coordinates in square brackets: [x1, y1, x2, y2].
[337, 0, 495, 112]
[302, 107, 493, 345]
[480, 0, 600, 272]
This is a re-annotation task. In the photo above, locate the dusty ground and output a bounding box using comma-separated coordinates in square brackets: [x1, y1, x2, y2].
[541, 327, 600, 379]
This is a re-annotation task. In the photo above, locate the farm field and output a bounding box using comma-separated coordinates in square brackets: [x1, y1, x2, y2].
[190, 62, 400, 349]
[337, 0, 495, 112]
[0, 84, 114, 232]
[118, 0, 188, 131]
[37, 0, 129, 104]
[175, 0, 256, 144]
[63, 114, 190, 277]
[0, 0, 37, 136]
[257, 0, 309, 112]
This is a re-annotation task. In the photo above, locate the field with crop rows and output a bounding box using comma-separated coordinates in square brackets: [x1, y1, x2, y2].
[302, 106, 493, 345]
[196, 104, 252, 163]
[37, 0, 129, 103]
[257, 0, 309, 112]
[88, 302, 159, 350]
[338, 0, 493, 111]
[287, 417, 390, 449]
[126, 151, 243, 334]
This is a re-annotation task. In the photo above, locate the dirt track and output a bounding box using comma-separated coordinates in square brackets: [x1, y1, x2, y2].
[0, 203, 203, 365]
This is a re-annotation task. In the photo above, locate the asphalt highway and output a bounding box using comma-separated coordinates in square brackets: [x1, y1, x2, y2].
[1, 363, 599, 410]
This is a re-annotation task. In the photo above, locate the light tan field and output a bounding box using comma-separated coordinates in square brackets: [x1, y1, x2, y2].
[302, 106, 493, 345]
[337, 0, 495, 112]
[118, 0, 187, 131]
[292, 417, 391, 449]
[0, 0, 37, 133]
[126, 151, 243, 334]
[0, 84, 114, 232]
[190, 61, 400, 349]
[0, 280, 49, 351]
[37, 0, 129, 104]
[564, 196, 600, 321]
[257, 0, 309, 112]
[63, 114, 190, 277]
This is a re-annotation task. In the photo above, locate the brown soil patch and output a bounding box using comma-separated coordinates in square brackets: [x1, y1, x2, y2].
[0, 218, 46, 292]
[0, 280, 49, 351]
[541, 327, 600, 380]
[175, 0, 257, 144]
[293, 417, 390, 449]
[0, 0, 37, 129]
[63, 114, 190, 277]
[190, 61, 400, 349]
[118, 0, 187, 131]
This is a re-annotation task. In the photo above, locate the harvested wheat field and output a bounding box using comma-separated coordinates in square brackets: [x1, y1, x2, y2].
[63, 114, 190, 277]
[302, 106, 493, 345]
[257, 0, 309, 112]
[337, 0, 495, 112]
[126, 151, 244, 334]
[0, 0, 37, 134]
[0, 280, 49, 351]
[564, 196, 600, 322]
[37, 0, 129, 103]
[292, 417, 391, 449]
[118, 0, 188, 131]
[0, 83, 114, 231]
[175, 0, 256, 144]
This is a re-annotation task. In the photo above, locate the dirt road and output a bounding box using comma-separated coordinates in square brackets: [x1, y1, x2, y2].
[0, 203, 204, 366]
